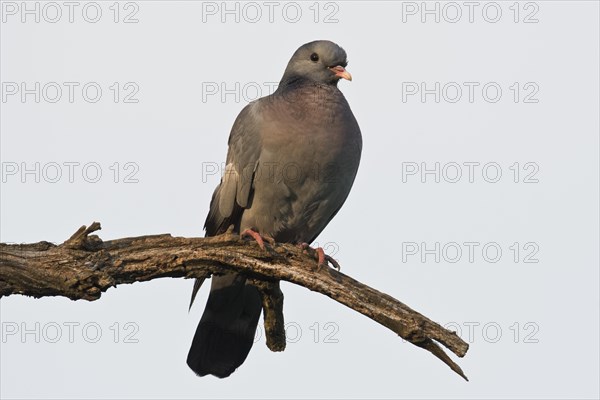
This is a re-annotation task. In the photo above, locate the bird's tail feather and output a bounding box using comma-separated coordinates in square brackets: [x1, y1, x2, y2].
[187, 273, 262, 378]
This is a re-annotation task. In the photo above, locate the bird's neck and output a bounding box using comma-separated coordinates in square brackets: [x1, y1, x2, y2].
[277, 75, 338, 93]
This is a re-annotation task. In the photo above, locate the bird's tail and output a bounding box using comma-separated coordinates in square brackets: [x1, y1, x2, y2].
[187, 273, 262, 378]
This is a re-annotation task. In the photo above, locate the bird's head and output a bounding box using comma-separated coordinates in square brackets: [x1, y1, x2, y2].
[280, 40, 351, 86]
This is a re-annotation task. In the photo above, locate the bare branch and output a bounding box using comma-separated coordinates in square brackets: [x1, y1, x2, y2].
[0, 222, 469, 380]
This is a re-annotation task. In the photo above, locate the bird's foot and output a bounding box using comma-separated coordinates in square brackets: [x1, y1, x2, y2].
[241, 229, 266, 250]
[298, 243, 341, 271]
[241, 229, 274, 250]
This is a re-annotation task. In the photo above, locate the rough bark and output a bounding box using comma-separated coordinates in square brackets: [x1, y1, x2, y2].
[0, 222, 469, 380]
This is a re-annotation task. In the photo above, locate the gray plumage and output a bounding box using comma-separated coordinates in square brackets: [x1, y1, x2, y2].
[187, 40, 362, 378]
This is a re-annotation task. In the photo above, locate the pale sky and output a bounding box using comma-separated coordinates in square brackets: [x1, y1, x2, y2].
[1, 1, 599, 399]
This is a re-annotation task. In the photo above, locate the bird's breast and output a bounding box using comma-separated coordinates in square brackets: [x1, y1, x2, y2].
[240, 87, 362, 242]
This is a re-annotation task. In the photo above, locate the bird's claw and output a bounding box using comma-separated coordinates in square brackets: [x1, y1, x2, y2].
[298, 242, 340, 271]
[241, 229, 268, 250]
[316, 247, 327, 270]
[324, 254, 341, 271]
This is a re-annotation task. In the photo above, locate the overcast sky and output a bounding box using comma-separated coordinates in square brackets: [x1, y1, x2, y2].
[1, 1, 599, 399]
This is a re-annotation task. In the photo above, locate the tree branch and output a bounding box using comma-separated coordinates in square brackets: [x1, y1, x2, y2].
[0, 222, 469, 380]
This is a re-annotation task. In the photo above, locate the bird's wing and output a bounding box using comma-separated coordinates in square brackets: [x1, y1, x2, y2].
[204, 102, 263, 236]
[190, 102, 262, 310]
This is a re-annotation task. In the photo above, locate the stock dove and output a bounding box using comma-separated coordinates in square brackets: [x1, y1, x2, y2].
[187, 40, 362, 378]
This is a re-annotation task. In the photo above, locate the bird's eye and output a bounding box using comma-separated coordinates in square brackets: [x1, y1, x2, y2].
[310, 53, 319, 62]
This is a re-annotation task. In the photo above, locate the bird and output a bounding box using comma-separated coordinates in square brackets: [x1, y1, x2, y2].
[187, 40, 362, 378]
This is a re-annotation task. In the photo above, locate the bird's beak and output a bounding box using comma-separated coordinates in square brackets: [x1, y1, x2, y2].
[329, 65, 352, 81]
